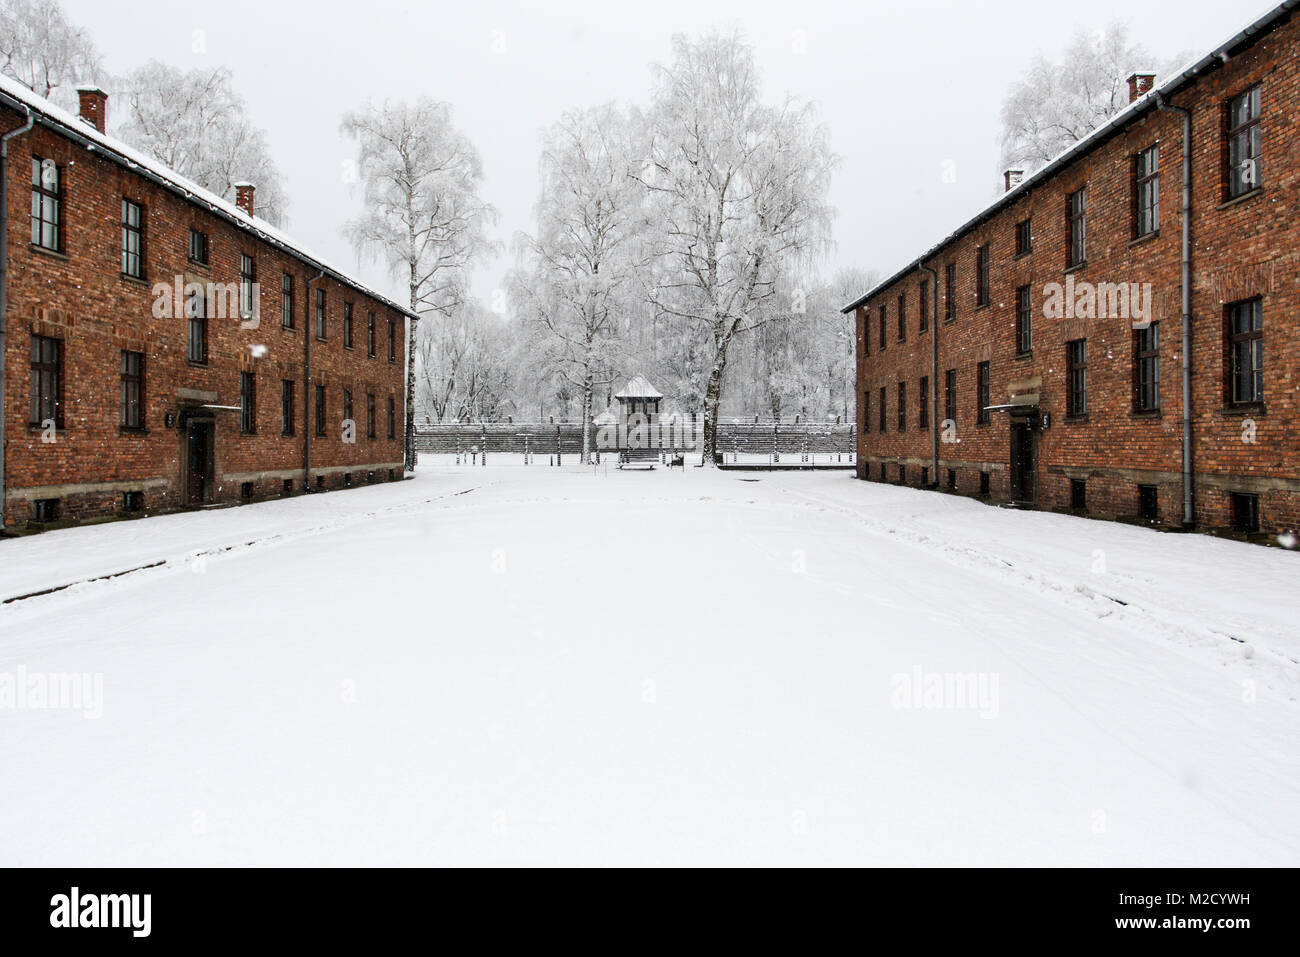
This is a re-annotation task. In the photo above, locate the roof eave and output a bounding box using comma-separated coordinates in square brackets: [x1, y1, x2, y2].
[840, 0, 1300, 314]
[0, 87, 420, 322]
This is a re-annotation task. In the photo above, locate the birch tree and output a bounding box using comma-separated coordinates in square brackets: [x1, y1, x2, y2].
[510, 103, 645, 462]
[637, 30, 835, 462]
[115, 62, 289, 225]
[0, 0, 100, 108]
[342, 98, 496, 471]
[1000, 22, 1187, 176]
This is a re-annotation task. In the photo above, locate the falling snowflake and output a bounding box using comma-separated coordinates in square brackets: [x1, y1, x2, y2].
[1277, 531, 1297, 549]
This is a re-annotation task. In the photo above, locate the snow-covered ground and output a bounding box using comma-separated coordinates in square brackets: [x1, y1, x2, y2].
[1, 464, 1297, 866]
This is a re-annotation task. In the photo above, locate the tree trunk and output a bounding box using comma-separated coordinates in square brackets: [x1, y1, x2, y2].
[580, 370, 594, 464]
[406, 259, 419, 473]
[701, 332, 734, 466]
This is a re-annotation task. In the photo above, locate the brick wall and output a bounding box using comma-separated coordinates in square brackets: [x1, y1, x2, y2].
[2, 112, 407, 529]
[854, 8, 1300, 537]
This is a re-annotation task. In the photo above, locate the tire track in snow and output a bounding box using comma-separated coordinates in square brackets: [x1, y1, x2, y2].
[0, 481, 494, 617]
[774, 482, 1299, 696]
[767, 482, 1300, 859]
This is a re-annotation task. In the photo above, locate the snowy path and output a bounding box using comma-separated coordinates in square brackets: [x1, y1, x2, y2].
[0, 467, 1297, 865]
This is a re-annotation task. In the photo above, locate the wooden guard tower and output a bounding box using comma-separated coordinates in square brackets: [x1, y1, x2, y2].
[613, 376, 663, 467]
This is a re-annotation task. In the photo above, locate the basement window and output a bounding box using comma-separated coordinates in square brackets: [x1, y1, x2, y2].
[282, 479, 293, 497]
[1071, 479, 1087, 512]
[240, 482, 254, 503]
[1231, 492, 1260, 533]
[33, 498, 59, 523]
[948, 469, 958, 491]
[122, 490, 144, 513]
[316, 475, 324, 490]
[921, 466, 929, 486]
[979, 472, 990, 496]
[344, 473, 353, 487]
[1138, 485, 1158, 523]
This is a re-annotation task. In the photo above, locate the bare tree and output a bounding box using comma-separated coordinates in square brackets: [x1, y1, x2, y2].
[416, 302, 512, 424]
[636, 29, 835, 463]
[342, 98, 496, 470]
[510, 103, 646, 462]
[0, 0, 100, 108]
[1000, 22, 1188, 176]
[114, 62, 289, 225]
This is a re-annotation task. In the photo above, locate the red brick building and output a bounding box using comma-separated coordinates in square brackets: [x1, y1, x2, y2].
[845, 0, 1300, 538]
[0, 77, 416, 532]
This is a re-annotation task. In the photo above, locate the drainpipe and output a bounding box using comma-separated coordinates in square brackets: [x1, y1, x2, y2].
[303, 269, 324, 490]
[919, 262, 939, 486]
[1156, 92, 1195, 528]
[0, 104, 35, 533]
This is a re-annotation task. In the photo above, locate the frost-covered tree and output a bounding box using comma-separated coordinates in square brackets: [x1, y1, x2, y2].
[1000, 22, 1187, 176]
[114, 62, 289, 225]
[637, 29, 835, 462]
[341, 98, 496, 470]
[0, 0, 101, 108]
[415, 302, 512, 424]
[718, 266, 872, 423]
[510, 103, 646, 462]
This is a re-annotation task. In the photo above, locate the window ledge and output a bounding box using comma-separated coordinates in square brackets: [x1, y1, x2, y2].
[1129, 410, 1162, 420]
[29, 244, 69, 261]
[187, 360, 209, 369]
[1015, 250, 1032, 260]
[1219, 188, 1264, 211]
[1064, 261, 1089, 275]
[120, 273, 148, 286]
[118, 426, 149, 435]
[1014, 351, 1033, 361]
[187, 259, 210, 271]
[1064, 414, 1089, 424]
[28, 424, 65, 433]
[1129, 230, 1160, 248]
[1220, 404, 1265, 416]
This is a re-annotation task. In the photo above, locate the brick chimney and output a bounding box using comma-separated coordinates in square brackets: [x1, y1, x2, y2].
[234, 182, 256, 217]
[1127, 73, 1157, 103]
[1004, 169, 1024, 193]
[75, 85, 107, 134]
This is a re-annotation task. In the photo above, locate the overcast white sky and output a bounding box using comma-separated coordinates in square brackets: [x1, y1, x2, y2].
[66, 0, 1266, 308]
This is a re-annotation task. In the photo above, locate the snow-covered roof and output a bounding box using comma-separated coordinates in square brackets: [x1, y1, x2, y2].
[0, 74, 419, 320]
[842, 0, 1300, 314]
[614, 376, 663, 399]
